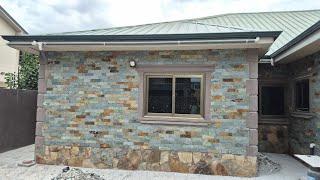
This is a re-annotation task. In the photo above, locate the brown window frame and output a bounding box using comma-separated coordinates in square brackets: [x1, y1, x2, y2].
[145, 73, 204, 118]
[137, 64, 213, 125]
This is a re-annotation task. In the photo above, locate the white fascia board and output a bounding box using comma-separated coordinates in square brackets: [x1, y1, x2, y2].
[7, 37, 274, 56]
[274, 29, 320, 63]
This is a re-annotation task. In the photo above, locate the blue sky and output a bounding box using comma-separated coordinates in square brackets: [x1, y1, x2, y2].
[1, 0, 320, 34]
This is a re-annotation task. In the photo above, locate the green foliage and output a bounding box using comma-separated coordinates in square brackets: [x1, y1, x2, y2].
[4, 53, 39, 90]
[4, 72, 18, 89]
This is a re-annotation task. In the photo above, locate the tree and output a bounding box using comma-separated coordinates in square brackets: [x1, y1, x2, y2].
[4, 53, 39, 90]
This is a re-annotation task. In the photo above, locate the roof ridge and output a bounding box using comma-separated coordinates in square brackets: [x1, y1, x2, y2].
[193, 9, 320, 21]
[50, 9, 320, 35]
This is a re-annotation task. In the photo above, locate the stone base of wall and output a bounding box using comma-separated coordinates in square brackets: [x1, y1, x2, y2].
[35, 145, 256, 177]
[258, 124, 289, 153]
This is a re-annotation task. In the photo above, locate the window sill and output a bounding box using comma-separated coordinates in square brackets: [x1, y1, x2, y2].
[258, 117, 289, 125]
[139, 116, 212, 126]
[290, 112, 315, 119]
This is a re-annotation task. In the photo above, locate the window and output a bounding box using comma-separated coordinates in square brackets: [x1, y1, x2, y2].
[295, 79, 309, 112]
[145, 74, 204, 118]
[261, 86, 285, 115]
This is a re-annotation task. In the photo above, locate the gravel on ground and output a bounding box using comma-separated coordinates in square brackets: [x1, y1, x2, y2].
[257, 153, 281, 176]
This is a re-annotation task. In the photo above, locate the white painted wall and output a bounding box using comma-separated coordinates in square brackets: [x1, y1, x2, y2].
[0, 17, 20, 87]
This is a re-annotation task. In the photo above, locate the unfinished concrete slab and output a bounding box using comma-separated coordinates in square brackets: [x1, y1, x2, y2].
[0, 145, 308, 180]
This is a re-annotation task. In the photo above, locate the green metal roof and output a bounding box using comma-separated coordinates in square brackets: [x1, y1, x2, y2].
[51, 9, 320, 56]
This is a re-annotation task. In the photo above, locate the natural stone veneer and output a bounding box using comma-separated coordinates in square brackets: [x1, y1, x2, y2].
[36, 49, 258, 177]
[37, 146, 256, 176]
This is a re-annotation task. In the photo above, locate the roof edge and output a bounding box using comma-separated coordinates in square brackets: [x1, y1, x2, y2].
[271, 20, 320, 58]
[2, 31, 281, 42]
[0, 5, 28, 34]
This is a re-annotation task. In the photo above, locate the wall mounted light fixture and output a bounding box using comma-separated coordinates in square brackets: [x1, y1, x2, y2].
[129, 59, 136, 67]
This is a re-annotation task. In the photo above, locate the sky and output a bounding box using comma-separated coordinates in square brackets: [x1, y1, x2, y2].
[1, 0, 320, 34]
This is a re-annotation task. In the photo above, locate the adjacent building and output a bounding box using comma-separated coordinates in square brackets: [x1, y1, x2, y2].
[0, 5, 27, 87]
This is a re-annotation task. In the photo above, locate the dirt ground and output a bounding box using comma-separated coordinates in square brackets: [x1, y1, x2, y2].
[0, 145, 308, 180]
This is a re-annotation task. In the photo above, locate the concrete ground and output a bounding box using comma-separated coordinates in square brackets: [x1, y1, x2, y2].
[0, 145, 308, 180]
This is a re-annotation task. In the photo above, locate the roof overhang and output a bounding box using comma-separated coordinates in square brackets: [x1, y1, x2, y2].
[2, 31, 280, 57]
[272, 21, 320, 63]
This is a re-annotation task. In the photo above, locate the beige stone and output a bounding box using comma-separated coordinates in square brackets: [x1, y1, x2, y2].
[138, 162, 147, 170]
[118, 150, 141, 170]
[68, 157, 83, 167]
[147, 150, 160, 163]
[220, 155, 257, 177]
[160, 163, 171, 172]
[50, 152, 58, 161]
[210, 161, 229, 176]
[112, 158, 119, 168]
[178, 152, 192, 164]
[128, 151, 141, 170]
[168, 153, 189, 173]
[45, 146, 50, 156]
[222, 154, 234, 160]
[82, 159, 95, 168]
[160, 151, 169, 164]
[61, 149, 71, 159]
[71, 146, 79, 156]
[95, 162, 109, 169]
[192, 152, 202, 163]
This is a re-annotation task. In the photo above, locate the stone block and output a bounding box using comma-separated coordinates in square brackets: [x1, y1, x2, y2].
[246, 146, 258, 157]
[168, 152, 189, 173]
[249, 95, 258, 112]
[246, 49, 258, 62]
[160, 151, 169, 164]
[36, 108, 45, 122]
[178, 152, 193, 164]
[249, 62, 258, 79]
[246, 79, 258, 95]
[37, 94, 44, 107]
[38, 79, 46, 94]
[249, 129, 258, 145]
[246, 112, 258, 129]
[35, 136, 44, 147]
[39, 64, 46, 79]
[35, 122, 43, 136]
[192, 152, 202, 163]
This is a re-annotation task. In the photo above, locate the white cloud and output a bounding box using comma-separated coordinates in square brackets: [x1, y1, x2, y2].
[1, 0, 320, 34]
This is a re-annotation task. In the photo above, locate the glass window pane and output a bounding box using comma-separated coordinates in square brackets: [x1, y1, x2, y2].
[295, 80, 309, 111]
[261, 86, 285, 115]
[175, 77, 201, 114]
[148, 78, 172, 113]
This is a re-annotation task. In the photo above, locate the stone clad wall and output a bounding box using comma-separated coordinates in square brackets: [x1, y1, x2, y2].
[258, 124, 289, 153]
[257, 63, 290, 153]
[288, 51, 320, 155]
[35, 49, 258, 177]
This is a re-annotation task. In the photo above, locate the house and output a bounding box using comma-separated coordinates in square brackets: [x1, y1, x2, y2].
[2, 10, 320, 177]
[0, 5, 27, 87]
